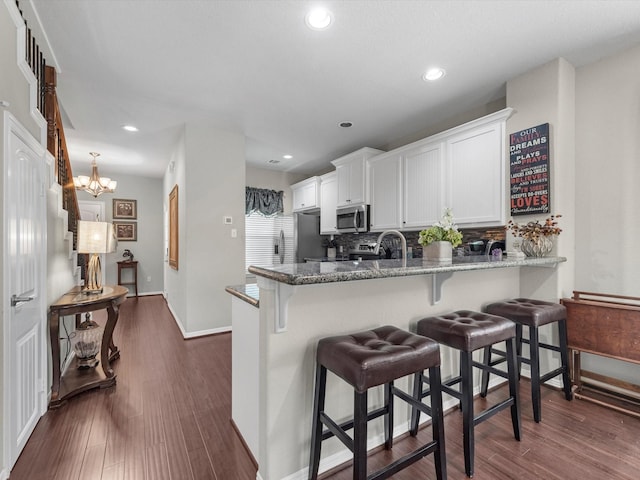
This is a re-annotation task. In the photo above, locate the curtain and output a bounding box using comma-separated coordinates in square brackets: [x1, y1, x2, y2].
[245, 187, 284, 217]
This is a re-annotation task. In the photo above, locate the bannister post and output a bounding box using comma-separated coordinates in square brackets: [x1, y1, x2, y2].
[44, 66, 58, 161]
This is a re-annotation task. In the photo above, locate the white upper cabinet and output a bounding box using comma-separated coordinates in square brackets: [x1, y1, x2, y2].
[331, 147, 384, 207]
[319, 172, 338, 234]
[291, 176, 320, 212]
[403, 142, 445, 230]
[445, 112, 509, 227]
[367, 107, 513, 231]
[369, 152, 403, 231]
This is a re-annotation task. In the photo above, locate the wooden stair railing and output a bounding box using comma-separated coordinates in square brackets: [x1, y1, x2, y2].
[43, 66, 81, 251]
[16, 1, 83, 276]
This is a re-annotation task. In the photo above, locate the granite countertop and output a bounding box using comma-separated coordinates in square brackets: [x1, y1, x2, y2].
[225, 283, 259, 307]
[248, 255, 567, 286]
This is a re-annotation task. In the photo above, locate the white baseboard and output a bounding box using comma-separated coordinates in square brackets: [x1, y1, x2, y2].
[165, 300, 232, 339]
[0, 467, 9, 480]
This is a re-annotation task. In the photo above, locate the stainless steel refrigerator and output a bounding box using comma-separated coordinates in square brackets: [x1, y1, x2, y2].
[273, 213, 324, 265]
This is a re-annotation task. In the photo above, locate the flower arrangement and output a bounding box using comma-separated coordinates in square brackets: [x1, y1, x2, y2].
[506, 214, 562, 240]
[418, 208, 463, 248]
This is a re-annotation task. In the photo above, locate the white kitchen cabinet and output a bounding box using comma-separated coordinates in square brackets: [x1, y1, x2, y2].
[369, 152, 403, 231]
[291, 176, 320, 212]
[403, 142, 445, 230]
[446, 115, 507, 227]
[319, 172, 338, 234]
[331, 147, 384, 207]
[366, 107, 513, 232]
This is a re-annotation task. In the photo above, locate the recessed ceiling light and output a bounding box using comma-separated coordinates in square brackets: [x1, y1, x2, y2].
[283, 154, 293, 159]
[339, 121, 353, 128]
[305, 8, 333, 30]
[122, 125, 138, 132]
[423, 67, 446, 82]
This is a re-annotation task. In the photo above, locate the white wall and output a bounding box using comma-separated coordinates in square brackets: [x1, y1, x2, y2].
[506, 58, 576, 301]
[163, 130, 188, 329]
[75, 173, 165, 295]
[575, 44, 640, 295]
[573, 44, 640, 382]
[164, 122, 246, 336]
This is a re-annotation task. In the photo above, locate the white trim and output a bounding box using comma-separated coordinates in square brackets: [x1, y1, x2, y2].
[164, 300, 231, 339]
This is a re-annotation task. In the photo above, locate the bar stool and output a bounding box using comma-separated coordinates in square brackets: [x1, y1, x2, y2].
[309, 325, 446, 480]
[481, 298, 571, 423]
[411, 311, 521, 478]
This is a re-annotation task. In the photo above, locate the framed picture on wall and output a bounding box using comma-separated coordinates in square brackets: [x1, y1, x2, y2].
[114, 221, 137, 241]
[169, 185, 179, 270]
[113, 198, 137, 219]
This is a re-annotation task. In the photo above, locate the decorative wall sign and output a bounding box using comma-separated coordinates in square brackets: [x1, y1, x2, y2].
[114, 221, 137, 241]
[509, 123, 550, 216]
[113, 198, 137, 219]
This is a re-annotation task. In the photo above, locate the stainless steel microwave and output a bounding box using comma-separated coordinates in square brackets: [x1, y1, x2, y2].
[336, 205, 369, 233]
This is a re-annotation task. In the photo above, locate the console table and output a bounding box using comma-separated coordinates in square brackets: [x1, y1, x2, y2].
[48, 285, 127, 408]
[561, 291, 640, 417]
[117, 260, 138, 296]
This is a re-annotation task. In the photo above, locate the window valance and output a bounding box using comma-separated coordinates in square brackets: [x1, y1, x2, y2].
[245, 187, 284, 217]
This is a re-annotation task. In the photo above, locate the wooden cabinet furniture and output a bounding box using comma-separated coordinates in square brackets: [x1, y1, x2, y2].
[117, 260, 138, 296]
[331, 147, 384, 207]
[319, 172, 338, 234]
[291, 176, 320, 212]
[561, 291, 640, 417]
[48, 285, 127, 408]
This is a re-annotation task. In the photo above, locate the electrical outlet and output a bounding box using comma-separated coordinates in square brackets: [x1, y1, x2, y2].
[231, 228, 237, 238]
[224, 216, 233, 224]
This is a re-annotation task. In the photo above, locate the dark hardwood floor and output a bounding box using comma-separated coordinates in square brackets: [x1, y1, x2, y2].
[10, 295, 640, 479]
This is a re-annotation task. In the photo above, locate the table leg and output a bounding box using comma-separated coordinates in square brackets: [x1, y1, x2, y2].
[49, 311, 61, 403]
[102, 299, 121, 378]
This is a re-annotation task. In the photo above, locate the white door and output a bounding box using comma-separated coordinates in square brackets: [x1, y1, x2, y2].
[3, 113, 47, 470]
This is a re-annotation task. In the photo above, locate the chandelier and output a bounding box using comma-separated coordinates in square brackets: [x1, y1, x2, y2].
[73, 152, 117, 197]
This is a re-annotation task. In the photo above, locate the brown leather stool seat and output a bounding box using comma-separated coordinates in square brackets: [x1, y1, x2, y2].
[482, 298, 571, 423]
[309, 325, 446, 480]
[411, 311, 521, 478]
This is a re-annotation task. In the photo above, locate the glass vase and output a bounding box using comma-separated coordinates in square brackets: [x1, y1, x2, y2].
[520, 236, 554, 257]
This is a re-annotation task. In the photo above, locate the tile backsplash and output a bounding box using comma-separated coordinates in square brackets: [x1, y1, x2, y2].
[327, 227, 506, 258]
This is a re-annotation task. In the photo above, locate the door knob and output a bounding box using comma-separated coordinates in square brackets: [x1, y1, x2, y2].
[11, 294, 34, 307]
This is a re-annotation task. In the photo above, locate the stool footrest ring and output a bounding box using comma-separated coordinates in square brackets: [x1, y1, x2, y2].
[474, 397, 516, 427]
[367, 440, 439, 480]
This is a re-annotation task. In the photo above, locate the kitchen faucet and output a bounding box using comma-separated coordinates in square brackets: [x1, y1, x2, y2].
[373, 230, 407, 267]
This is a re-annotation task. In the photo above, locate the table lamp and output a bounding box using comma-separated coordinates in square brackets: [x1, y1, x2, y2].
[77, 220, 117, 293]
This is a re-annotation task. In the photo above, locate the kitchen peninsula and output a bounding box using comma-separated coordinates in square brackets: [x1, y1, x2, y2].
[240, 255, 566, 479]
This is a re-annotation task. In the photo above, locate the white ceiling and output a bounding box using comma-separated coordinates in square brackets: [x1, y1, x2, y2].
[27, 0, 640, 179]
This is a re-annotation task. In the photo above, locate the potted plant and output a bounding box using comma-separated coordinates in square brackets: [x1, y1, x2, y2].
[506, 214, 562, 257]
[419, 208, 463, 262]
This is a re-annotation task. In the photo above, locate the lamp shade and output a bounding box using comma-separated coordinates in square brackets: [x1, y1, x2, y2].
[77, 221, 117, 254]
